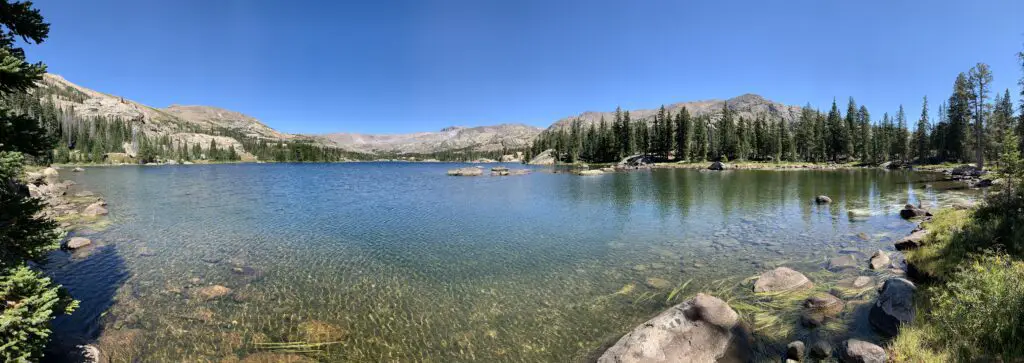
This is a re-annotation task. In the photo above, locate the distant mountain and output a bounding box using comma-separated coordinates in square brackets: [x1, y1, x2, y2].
[32, 74, 803, 158]
[319, 124, 543, 154]
[546, 94, 803, 132]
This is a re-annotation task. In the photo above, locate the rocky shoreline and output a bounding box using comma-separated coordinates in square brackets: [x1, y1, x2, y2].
[596, 196, 937, 363]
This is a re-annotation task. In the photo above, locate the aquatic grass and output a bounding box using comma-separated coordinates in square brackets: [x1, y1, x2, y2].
[664, 278, 692, 304]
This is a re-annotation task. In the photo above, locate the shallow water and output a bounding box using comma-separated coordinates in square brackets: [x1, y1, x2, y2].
[43, 163, 973, 362]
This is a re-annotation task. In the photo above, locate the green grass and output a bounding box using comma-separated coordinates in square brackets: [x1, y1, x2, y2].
[891, 192, 1024, 362]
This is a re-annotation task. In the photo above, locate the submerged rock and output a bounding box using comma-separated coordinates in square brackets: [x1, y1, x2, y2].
[645, 277, 672, 290]
[576, 169, 604, 176]
[869, 250, 890, 270]
[447, 167, 483, 176]
[295, 320, 347, 343]
[66, 237, 92, 249]
[598, 293, 748, 363]
[894, 229, 929, 250]
[827, 255, 858, 271]
[869, 278, 916, 336]
[239, 352, 316, 363]
[815, 195, 832, 204]
[840, 339, 887, 363]
[753, 267, 813, 293]
[72, 167, 85, 172]
[194, 285, 232, 300]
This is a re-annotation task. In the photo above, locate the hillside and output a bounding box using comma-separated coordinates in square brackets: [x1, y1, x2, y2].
[546, 94, 803, 131]
[319, 124, 543, 154]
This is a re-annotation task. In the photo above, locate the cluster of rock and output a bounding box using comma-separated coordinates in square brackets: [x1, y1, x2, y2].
[446, 166, 530, 176]
[24, 167, 108, 225]
[600, 261, 904, 362]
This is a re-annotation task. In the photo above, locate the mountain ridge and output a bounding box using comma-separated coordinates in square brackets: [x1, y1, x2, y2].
[34, 74, 805, 157]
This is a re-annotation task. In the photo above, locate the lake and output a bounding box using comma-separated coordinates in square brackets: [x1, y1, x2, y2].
[43, 163, 973, 362]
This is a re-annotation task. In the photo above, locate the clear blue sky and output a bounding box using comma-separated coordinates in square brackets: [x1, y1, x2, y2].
[27, 0, 1024, 134]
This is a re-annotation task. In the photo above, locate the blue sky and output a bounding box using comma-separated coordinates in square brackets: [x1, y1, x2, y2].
[27, 0, 1024, 134]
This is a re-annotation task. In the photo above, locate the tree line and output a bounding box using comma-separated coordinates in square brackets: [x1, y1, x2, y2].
[530, 63, 1023, 168]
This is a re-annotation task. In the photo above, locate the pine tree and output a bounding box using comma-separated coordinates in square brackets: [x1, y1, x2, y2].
[718, 103, 735, 160]
[674, 106, 691, 161]
[858, 105, 872, 161]
[0, 3, 77, 360]
[968, 63, 993, 169]
[894, 105, 909, 162]
[845, 97, 859, 159]
[913, 96, 931, 162]
[990, 90, 1015, 164]
[948, 73, 973, 162]
[826, 99, 846, 161]
[691, 115, 708, 161]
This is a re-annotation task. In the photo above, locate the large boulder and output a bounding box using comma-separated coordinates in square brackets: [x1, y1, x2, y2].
[527, 149, 556, 165]
[815, 195, 832, 204]
[753, 267, 813, 293]
[66, 237, 92, 249]
[840, 339, 887, 363]
[951, 164, 983, 177]
[598, 294, 748, 363]
[708, 161, 728, 171]
[869, 278, 916, 336]
[894, 229, 929, 250]
[899, 204, 930, 219]
[446, 167, 483, 176]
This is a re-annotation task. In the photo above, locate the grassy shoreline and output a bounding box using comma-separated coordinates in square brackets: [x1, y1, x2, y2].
[889, 201, 1024, 362]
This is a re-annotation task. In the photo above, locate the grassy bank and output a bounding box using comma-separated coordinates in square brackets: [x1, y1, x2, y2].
[889, 195, 1024, 362]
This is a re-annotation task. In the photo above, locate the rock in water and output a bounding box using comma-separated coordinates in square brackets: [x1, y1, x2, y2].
[576, 169, 604, 176]
[894, 229, 929, 250]
[899, 204, 930, 219]
[72, 167, 85, 172]
[83, 202, 109, 216]
[804, 293, 844, 317]
[815, 195, 832, 204]
[869, 250, 890, 270]
[753, 267, 813, 293]
[828, 255, 858, 271]
[67, 237, 92, 249]
[810, 340, 832, 359]
[840, 339, 887, 363]
[869, 278, 916, 336]
[708, 161, 728, 170]
[446, 167, 483, 176]
[598, 293, 748, 363]
[786, 341, 805, 361]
